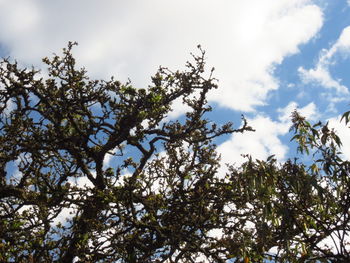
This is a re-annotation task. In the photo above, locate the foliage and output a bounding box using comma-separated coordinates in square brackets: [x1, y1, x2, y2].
[255, 110, 350, 263]
[0, 43, 254, 262]
[225, 110, 350, 263]
[1, 43, 350, 263]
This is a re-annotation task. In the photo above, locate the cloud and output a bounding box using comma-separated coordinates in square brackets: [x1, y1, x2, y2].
[298, 66, 348, 94]
[277, 101, 319, 122]
[298, 26, 350, 111]
[51, 206, 77, 227]
[0, 0, 323, 115]
[217, 101, 319, 170]
[217, 115, 289, 169]
[328, 115, 350, 160]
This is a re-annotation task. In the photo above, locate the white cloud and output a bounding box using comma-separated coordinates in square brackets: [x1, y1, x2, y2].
[298, 26, 350, 105]
[298, 66, 348, 94]
[277, 101, 319, 122]
[68, 175, 94, 189]
[209, 0, 323, 112]
[217, 115, 289, 169]
[103, 146, 121, 169]
[317, 230, 350, 256]
[51, 206, 76, 227]
[328, 115, 350, 160]
[0, 0, 323, 114]
[217, 101, 318, 170]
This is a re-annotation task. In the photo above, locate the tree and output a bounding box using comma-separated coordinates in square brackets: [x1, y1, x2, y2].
[228, 110, 350, 263]
[0, 43, 349, 263]
[0, 42, 256, 262]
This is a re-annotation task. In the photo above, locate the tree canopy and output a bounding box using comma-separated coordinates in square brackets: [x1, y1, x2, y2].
[0, 43, 350, 262]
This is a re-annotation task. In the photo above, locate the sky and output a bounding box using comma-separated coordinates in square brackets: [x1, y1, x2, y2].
[1, 0, 350, 167]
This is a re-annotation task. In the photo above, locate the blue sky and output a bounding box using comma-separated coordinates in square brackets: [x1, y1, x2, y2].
[1, 0, 350, 168]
